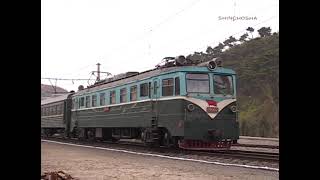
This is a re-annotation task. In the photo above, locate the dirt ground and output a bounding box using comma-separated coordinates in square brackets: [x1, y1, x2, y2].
[41, 141, 278, 180]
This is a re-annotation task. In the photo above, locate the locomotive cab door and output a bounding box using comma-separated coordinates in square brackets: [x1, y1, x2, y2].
[152, 78, 160, 123]
[152, 78, 160, 100]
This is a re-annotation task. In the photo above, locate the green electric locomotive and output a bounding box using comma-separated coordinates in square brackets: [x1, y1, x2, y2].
[41, 57, 239, 150]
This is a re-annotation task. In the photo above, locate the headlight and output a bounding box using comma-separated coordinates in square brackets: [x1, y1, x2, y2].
[230, 105, 237, 113]
[187, 104, 195, 111]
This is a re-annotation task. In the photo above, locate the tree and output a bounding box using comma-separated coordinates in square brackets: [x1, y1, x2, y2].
[206, 46, 214, 54]
[246, 27, 254, 39]
[228, 36, 237, 47]
[223, 36, 237, 48]
[239, 33, 249, 42]
[258, 27, 272, 37]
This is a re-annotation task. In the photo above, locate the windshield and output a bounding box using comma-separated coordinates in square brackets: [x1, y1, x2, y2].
[213, 75, 234, 95]
[186, 74, 210, 93]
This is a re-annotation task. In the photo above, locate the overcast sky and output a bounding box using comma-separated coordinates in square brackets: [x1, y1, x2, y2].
[41, 0, 279, 92]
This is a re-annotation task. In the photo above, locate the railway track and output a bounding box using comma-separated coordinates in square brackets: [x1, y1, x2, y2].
[202, 150, 279, 161]
[233, 143, 279, 149]
[41, 136, 279, 163]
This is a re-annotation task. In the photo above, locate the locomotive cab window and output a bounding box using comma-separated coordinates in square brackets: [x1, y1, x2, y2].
[213, 75, 234, 95]
[140, 83, 149, 97]
[120, 88, 127, 103]
[110, 91, 116, 104]
[130, 85, 137, 101]
[186, 73, 209, 93]
[162, 78, 174, 96]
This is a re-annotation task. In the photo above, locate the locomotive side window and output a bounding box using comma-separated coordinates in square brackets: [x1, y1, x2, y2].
[80, 97, 84, 108]
[140, 83, 149, 97]
[85, 96, 91, 108]
[213, 75, 234, 95]
[175, 77, 180, 95]
[154, 81, 157, 95]
[186, 73, 210, 93]
[130, 85, 137, 101]
[100, 93, 105, 106]
[148, 82, 151, 98]
[162, 78, 174, 96]
[110, 91, 116, 104]
[72, 99, 76, 110]
[120, 88, 127, 103]
[92, 95, 97, 107]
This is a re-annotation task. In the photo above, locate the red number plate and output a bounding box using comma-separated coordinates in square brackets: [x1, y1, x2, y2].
[207, 106, 219, 113]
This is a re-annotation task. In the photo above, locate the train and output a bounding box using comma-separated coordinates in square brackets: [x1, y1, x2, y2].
[41, 57, 239, 150]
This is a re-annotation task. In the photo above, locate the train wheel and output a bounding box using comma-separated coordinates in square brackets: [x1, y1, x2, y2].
[111, 137, 120, 142]
[161, 130, 171, 147]
[172, 137, 180, 148]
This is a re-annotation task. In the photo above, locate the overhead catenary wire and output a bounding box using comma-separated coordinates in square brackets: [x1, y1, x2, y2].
[104, 0, 203, 61]
[42, 78, 94, 81]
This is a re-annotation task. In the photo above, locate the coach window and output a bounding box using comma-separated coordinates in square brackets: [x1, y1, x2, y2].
[85, 96, 91, 108]
[100, 93, 105, 106]
[130, 85, 137, 101]
[175, 77, 180, 95]
[57, 104, 61, 115]
[140, 83, 149, 97]
[61, 104, 63, 114]
[92, 95, 97, 107]
[120, 88, 127, 103]
[110, 91, 116, 104]
[162, 78, 174, 96]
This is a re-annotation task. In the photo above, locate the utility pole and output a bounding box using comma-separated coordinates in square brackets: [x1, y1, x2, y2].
[96, 63, 101, 81]
[91, 63, 112, 83]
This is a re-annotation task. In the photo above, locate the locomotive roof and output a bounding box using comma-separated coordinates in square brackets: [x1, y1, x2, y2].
[74, 66, 235, 96]
[41, 93, 72, 105]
